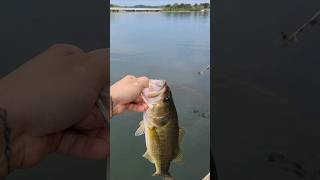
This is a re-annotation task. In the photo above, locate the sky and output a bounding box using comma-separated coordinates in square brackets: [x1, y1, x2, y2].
[110, 0, 210, 6]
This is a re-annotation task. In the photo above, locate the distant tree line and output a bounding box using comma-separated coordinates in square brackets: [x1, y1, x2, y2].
[110, 4, 162, 8]
[163, 3, 210, 11]
[110, 4, 120, 7]
[111, 3, 210, 11]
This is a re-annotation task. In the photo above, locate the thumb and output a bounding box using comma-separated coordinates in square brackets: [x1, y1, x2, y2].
[136, 76, 149, 90]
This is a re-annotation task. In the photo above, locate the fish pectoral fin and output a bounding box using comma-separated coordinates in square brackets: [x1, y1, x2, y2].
[173, 150, 183, 164]
[179, 128, 185, 144]
[143, 151, 154, 164]
[135, 121, 145, 136]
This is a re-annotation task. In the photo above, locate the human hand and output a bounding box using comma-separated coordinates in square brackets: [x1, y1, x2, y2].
[0, 44, 109, 175]
[110, 75, 149, 117]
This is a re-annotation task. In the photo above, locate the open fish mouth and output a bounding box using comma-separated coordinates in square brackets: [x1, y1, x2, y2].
[142, 79, 167, 106]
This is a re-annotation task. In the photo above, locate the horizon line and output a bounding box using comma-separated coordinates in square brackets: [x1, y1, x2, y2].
[111, 2, 210, 6]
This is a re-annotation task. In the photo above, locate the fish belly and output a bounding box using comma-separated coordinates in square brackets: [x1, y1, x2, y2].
[145, 120, 179, 177]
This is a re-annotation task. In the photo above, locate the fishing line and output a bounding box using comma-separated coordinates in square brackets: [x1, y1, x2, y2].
[281, 8, 320, 45]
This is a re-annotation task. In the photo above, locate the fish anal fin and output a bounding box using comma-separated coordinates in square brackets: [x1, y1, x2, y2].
[173, 150, 183, 164]
[143, 151, 154, 164]
[135, 120, 145, 136]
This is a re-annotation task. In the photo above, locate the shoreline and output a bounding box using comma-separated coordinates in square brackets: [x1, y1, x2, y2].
[110, 10, 210, 13]
[163, 10, 209, 12]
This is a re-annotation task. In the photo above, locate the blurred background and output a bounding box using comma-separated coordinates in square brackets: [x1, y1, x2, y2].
[213, 0, 320, 179]
[0, 1, 109, 179]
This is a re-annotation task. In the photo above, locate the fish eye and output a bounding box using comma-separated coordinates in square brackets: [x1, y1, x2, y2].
[164, 96, 169, 102]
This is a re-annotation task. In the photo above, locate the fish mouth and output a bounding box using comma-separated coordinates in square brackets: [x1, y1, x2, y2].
[142, 79, 167, 106]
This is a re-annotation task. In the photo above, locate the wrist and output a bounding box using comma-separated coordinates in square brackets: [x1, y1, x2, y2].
[110, 87, 120, 117]
[110, 96, 120, 118]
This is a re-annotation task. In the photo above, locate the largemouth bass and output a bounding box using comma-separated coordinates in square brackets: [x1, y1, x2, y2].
[135, 79, 184, 180]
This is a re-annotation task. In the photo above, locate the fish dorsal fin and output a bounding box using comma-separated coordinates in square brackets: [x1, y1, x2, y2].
[173, 151, 183, 164]
[143, 151, 154, 164]
[135, 120, 145, 136]
[179, 128, 185, 144]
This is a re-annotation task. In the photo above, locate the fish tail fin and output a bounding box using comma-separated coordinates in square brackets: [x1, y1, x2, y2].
[164, 176, 174, 180]
[152, 172, 173, 180]
[152, 172, 161, 177]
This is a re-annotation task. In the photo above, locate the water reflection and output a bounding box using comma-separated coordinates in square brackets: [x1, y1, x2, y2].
[111, 12, 210, 180]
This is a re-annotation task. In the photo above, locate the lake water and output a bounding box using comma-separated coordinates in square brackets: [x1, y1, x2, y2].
[110, 12, 210, 180]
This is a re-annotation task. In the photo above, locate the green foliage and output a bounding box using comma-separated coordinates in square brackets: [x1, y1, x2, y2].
[111, 3, 210, 11]
[200, 3, 210, 9]
[163, 3, 210, 11]
[111, 4, 120, 7]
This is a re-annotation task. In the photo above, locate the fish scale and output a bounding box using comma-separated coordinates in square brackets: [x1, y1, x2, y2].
[157, 128, 174, 172]
[150, 110, 179, 176]
[135, 79, 184, 180]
